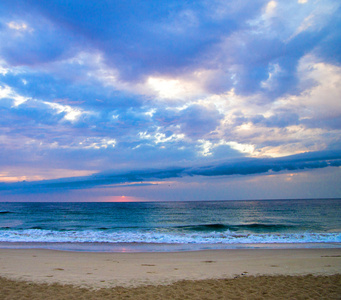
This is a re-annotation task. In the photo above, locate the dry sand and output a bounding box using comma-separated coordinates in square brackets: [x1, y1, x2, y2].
[0, 248, 340, 299]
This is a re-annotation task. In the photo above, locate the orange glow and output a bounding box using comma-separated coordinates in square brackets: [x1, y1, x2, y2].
[0, 169, 95, 183]
[102, 195, 146, 202]
[0, 175, 28, 183]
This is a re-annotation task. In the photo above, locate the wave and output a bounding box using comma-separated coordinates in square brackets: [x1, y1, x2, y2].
[0, 211, 13, 214]
[0, 228, 340, 244]
[233, 223, 297, 231]
[0, 222, 302, 233]
[176, 223, 229, 231]
[176, 223, 297, 232]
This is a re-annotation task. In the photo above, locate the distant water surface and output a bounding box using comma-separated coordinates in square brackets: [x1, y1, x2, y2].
[0, 199, 340, 252]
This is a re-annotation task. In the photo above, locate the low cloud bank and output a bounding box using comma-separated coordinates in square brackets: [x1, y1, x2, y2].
[1, 150, 340, 193]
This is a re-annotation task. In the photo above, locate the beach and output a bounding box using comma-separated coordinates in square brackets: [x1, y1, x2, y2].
[1, 201, 341, 298]
[1, 248, 340, 299]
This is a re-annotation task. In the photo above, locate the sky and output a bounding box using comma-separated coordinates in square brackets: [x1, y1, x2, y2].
[0, 0, 340, 202]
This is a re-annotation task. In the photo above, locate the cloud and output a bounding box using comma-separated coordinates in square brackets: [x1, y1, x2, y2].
[2, 0, 337, 96]
[7, 21, 33, 32]
[0, 17, 74, 67]
[154, 104, 223, 139]
[0, 0, 340, 201]
[1, 150, 340, 193]
[1, 1, 339, 100]
[250, 111, 300, 128]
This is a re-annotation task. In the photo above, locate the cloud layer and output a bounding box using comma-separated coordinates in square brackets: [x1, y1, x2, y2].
[0, 0, 340, 200]
[1, 150, 340, 193]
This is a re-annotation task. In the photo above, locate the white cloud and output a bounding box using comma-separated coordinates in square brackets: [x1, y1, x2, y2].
[144, 108, 156, 117]
[138, 128, 185, 145]
[265, 1, 277, 16]
[197, 139, 256, 157]
[0, 84, 30, 106]
[39, 51, 210, 105]
[0, 84, 92, 123]
[82, 51, 211, 102]
[0, 60, 9, 75]
[7, 21, 33, 32]
[290, 55, 341, 119]
[79, 138, 116, 149]
[197, 139, 213, 156]
[261, 63, 282, 90]
[226, 141, 256, 156]
[289, 2, 340, 40]
[43, 100, 92, 122]
[187, 54, 341, 158]
[146, 75, 206, 101]
[4, 135, 117, 151]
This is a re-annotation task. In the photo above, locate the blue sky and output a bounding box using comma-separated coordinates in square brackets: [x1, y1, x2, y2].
[0, 0, 340, 202]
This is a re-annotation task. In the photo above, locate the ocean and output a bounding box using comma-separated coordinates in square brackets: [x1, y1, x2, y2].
[0, 199, 340, 252]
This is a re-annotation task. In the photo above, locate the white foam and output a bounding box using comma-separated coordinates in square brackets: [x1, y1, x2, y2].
[0, 229, 340, 244]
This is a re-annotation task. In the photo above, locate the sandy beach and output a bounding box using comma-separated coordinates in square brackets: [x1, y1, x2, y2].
[0, 248, 340, 299]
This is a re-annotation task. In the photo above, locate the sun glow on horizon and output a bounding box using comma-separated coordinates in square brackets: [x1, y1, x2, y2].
[103, 195, 147, 203]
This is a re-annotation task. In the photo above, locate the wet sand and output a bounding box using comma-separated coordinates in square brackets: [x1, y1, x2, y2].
[0, 248, 340, 299]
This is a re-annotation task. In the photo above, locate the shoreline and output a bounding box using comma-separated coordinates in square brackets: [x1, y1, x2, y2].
[0, 248, 340, 288]
[0, 241, 340, 253]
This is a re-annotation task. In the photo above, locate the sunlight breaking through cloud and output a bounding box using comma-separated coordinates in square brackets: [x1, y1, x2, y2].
[0, 0, 340, 200]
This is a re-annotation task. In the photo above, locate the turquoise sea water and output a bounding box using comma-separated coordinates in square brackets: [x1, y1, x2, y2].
[0, 199, 340, 252]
